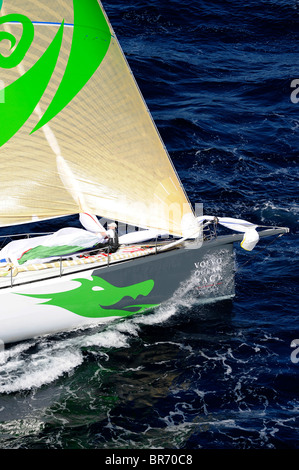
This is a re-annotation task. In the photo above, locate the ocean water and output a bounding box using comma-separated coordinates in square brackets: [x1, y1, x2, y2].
[0, 0, 298, 452]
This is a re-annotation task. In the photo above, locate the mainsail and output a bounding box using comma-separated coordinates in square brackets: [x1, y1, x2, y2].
[0, 0, 197, 237]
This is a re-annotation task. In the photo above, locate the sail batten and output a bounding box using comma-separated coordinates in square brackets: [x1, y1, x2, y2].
[0, 0, 197, 237]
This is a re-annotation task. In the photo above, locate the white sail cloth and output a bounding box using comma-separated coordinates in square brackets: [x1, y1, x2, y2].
[197, 216, 259, 251]
[0, 228, 106, 266]
[79, 213, 107, 234]
[80, 212, 168, 244]
[80, 213, 261, 250]
[0, 213, 165, 265]
[118, 229, 168, 245]
[0, 214, 260, 266]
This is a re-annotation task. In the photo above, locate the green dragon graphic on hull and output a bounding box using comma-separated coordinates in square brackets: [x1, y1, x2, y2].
[17, 277, 159, 318]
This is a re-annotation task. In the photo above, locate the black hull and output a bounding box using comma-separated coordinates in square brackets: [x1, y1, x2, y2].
[92, 239, 236, 308]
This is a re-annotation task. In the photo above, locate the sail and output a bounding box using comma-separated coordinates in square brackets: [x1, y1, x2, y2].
[0, 0, 197, 237]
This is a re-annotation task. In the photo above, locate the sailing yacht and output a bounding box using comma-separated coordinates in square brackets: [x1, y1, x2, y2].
[0, 0, 288, 344]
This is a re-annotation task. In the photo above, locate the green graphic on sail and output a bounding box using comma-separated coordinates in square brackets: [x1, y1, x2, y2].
[32, 0, 111, 132]
[0, 19, 64, 146]
[0, 13, 34, 69]
[0, 0, 196, 239]
[0, 0, 111, 146]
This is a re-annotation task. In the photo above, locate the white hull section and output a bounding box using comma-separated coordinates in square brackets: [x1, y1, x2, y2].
[0, 270, 119, 344]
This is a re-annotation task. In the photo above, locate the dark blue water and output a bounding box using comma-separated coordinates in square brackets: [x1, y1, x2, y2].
[0, 0, 298, 452]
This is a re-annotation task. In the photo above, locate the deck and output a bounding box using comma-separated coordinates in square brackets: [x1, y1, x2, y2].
[0, 244, 158, 290]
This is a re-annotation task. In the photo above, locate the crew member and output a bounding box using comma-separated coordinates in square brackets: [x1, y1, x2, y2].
[106, 222, 119, 253]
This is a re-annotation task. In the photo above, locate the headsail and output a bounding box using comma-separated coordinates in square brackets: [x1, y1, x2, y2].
[0, 0, 197, 237]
